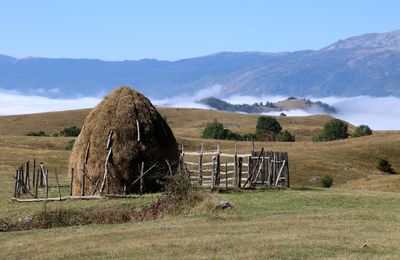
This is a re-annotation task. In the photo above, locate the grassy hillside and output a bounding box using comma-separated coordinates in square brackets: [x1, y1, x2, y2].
[1, 108, 400, 259]
[2, 189, 400, 259]
[0, 107, 344, 141]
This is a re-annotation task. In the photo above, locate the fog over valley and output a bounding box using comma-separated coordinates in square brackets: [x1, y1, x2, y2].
[1, 86, 399, 131]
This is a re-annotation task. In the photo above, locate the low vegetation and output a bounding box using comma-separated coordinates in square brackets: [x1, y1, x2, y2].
[202, 116, 295, 142]
[352, 124, 373, 137]
[26, 130, 49, 137]
[377, 159, 395, 174]
[59, 126, 81, 137]
[313, 118, 349, 142]
[202, 120, 256, 141]
[320, 175, 333, 188]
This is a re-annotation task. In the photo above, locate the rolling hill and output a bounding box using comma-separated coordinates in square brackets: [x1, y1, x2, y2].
[1, 30, 400, 98]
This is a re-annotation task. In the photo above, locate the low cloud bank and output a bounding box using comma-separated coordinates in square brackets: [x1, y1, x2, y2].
[0, 90, 101, 115]
[0, 86, 399, 131]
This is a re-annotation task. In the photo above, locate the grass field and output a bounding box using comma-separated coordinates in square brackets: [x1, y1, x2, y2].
[2, 189, 400, 259]
[1, 107, 400, 259]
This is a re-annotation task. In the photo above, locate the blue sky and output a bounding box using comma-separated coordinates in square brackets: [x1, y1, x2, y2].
[1, 0, 400, 60]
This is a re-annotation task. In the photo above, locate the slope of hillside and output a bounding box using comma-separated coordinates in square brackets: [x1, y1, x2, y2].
[0, 107, 340, 141]
[1, 30, 400, 98]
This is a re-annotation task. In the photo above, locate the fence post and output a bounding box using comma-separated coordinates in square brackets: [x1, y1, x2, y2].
[238, 157, 243, 188]
[225, 162, 228, 189]
[198, 145, 203, 186]
[211, 156, 216, 189]
[44, 169, 49, 199]
[216, 144, 220, 186]
[234, 142, 238, 187]
[32, 158, 36, 188]
[35, 168, 39, 198]
[25, 161, 30, 190]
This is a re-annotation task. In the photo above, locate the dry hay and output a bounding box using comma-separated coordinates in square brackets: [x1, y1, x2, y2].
[69, 86, 179, 195]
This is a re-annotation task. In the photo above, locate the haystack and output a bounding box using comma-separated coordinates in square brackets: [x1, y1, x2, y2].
[68, 86, 179, 195]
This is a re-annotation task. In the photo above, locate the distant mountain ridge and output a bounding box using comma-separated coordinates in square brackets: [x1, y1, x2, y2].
[1, 29, 400, 98]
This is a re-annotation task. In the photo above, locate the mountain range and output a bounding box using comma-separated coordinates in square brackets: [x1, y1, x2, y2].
[1, 29, 400, 98]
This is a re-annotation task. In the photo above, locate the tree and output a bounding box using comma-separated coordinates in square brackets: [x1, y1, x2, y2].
[60, 126, 81, 137]
[313, 119, 348, 142]
[276, 130, 295, 142]
[202, 120, 228, 139]
[352, 125, 372, 137]
[256, 116, 282, 136]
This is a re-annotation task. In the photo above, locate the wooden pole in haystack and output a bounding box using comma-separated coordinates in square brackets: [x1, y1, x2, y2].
[140, 162, 144, 195]
[70, 168, 74, 196]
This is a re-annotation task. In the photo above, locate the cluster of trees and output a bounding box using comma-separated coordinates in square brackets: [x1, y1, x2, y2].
[25, 126, 81, 138]
[201, 120, 257, 141]
[313, 119, 373, 142]
[202, 116, 295, 142]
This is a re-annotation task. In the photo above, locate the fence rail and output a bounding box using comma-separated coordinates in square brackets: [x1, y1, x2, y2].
[181, 145, 289, 189]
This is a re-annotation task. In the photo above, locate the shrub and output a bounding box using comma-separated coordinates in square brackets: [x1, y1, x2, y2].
[202, 120, 227, 139]
[256, 116, 282, 137]
[352, 125, 372, 137]
[377, 159, 394, 173]
[26, 131, 48, 137]
[66, 139, 75, 151]
[60, 126, 81, 137]
[320, 175, 333, 188]
[313, 119, 348, 142]
[276, 130, 295, 142]
[279, 112, 287, 117]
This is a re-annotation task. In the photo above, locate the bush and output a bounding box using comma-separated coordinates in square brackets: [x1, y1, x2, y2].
[202, 120, 244, 141]
[66, 139, 75, 151]
[276, 130, 295, 142]
[256, 116, 282, 137]
[279, 112, 287, 117]
[26, 131, 48, 137]
[60, 126, 81, 137]
[313, 119, 348, 142]
[320, 175, 333, 188]
[352, 125, 372, 137]
[202, 120, 229, 139]
[377, 159, 394, 173]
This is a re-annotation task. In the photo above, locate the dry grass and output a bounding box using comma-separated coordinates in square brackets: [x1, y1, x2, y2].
[1, 107, 400, 258]
[2, 189, 400, 259]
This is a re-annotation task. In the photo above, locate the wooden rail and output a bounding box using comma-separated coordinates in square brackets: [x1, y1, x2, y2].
[181, 144, 289, 189]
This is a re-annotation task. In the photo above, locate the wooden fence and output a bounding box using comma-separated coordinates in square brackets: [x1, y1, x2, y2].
[181, 145, 289, 189]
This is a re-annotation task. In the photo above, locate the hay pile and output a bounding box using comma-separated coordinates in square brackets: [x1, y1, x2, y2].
[69, 86, 179, 195]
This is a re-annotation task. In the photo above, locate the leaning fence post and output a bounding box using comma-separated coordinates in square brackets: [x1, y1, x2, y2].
[14, 170, 18, 198]
[54, 169, 61, 200]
